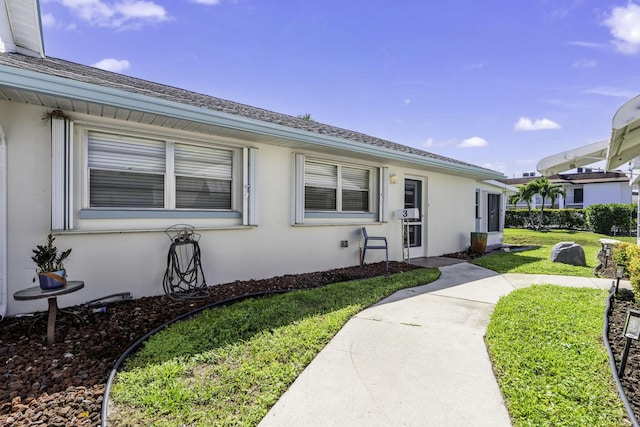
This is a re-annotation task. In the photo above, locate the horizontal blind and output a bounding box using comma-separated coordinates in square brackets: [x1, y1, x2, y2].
[305, 162, 337, 188]
[174, 143, 232, 180]
[342, 166, 369, 211]
[90, 170, 164, 208]
[341, 167, 368, 190]
[88, 132, 165, 173]
[305, 187, 336, 210]
[88, 132, 165, 208]
[176, 176, 231, 209]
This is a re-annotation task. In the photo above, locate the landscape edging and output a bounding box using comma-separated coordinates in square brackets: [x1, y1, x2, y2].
[100, 289, 290, 427]
[604, 285, 640, 427]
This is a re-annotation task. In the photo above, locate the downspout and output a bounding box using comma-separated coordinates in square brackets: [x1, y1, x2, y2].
[0, 125, 7, 319]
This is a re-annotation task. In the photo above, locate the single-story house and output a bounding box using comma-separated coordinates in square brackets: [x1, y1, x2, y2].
[0, 0, 509, 318]
[503, 170, 632, 209]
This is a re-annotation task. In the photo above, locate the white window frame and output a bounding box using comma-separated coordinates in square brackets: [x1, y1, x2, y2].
[85, 131, 235, 211]
[64, 126, 259, 229]
[294, 153, 387, 224]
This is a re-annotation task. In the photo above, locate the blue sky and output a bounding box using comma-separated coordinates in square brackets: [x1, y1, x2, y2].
[39, 0, 640, 178]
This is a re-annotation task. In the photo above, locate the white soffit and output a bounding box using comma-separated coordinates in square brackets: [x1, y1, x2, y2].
[536, 139, 608, 176]
[608, 94, 640, 172]
[1, 0, 44, 57]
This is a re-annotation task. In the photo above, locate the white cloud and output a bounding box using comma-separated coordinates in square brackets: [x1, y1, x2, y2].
[514, 117, 561, 131]
[603, 3, 640, 55]
[567, 41, 606, 49]
[58, 0, 169, 29]
[192, 0, 222, 4]
[458, 136, 488, 148]
[422, 137, 455, 149]
[464, 62, 485, 70]
[583, 86, 636, 98]
[92, 58, 131, 72]
[41, 13, 56, 28]
[572, 59, 597, 68]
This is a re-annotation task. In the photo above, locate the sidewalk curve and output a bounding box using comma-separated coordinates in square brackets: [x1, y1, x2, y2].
[258, 262, 622, 427]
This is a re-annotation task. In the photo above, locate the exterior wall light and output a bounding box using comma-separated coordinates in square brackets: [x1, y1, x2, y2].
[389, 174, 398, 184]
[619, 309, 640, 377]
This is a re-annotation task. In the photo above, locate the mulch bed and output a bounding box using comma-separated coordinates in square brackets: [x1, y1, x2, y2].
[2, 251, 640, 426]
[0, 261, 418, 426]
[608, 290, 640, 423]
[601, 245, 640, 423]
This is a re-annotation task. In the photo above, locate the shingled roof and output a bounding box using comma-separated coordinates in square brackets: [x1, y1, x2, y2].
[0, 52, 502, 177]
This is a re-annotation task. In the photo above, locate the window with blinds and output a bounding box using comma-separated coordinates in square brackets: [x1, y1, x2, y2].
[342, 166, 369, 211]
[175, 143, 232, 209]
[88, 132, 233, 210]
[304, 160, 369, 212]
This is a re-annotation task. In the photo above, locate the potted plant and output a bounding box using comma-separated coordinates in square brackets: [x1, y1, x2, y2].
[470, 231, 488, 254]
[31, 234, 72, 290]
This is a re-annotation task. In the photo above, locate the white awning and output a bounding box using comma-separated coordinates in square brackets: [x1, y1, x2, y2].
[607, 94, 640, 172]
[0, 0, 44, 57]
[536, 139, 608, 176]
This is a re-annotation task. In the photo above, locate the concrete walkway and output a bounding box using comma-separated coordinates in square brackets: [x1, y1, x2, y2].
[259, 260, 621, 427]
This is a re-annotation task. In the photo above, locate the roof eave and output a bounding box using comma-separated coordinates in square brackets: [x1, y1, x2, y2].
[607, 95, 640, 171]
[0, 63, 504, 181]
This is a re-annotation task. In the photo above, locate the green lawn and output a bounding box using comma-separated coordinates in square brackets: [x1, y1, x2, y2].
[108, 268, 440, 426]
[486, 285, 629, 426]
[108, 228, 637, 426]
[473, 228, 636, 276]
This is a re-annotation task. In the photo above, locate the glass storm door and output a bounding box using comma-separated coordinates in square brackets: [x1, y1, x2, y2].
[404, 178, 424, 258]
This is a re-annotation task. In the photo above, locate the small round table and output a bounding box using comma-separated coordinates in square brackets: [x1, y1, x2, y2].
[14, 281, 85, 345]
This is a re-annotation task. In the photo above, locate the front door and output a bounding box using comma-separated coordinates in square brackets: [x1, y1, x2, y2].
[404, 178, 424, 258]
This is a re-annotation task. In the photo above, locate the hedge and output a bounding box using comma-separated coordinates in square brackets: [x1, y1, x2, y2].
[585, 203, 637, 235]
[505, 209, 586, 230]
[506, 204, 637, 235]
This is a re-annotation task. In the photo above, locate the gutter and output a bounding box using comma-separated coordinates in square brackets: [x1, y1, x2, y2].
[0, 124, 7, 319]
[0, 64, 504, 181]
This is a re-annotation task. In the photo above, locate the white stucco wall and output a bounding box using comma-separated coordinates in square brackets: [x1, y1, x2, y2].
[2, 101, 494, 315]
[475, 181, 510, 247]
[583, 182, 632, 206]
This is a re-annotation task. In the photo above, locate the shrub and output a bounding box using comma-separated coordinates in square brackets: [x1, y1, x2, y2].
[554, 209, 586, 230]
[505, 210, 529, 228]
[614, 242, 640, 298]
[613, 242, 636, 266]
[585, 203, 636, 235]
[585, 204, 616, 234]
[629, 256, 640, 298]
[505, 209, 586, 230]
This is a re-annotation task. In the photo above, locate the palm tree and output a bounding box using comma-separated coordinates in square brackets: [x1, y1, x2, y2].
[535, 177, 566, 229]
[510, 181, 539, 228]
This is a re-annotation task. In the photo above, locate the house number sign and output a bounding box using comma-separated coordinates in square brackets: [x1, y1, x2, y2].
[395, 208, 419, 219]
